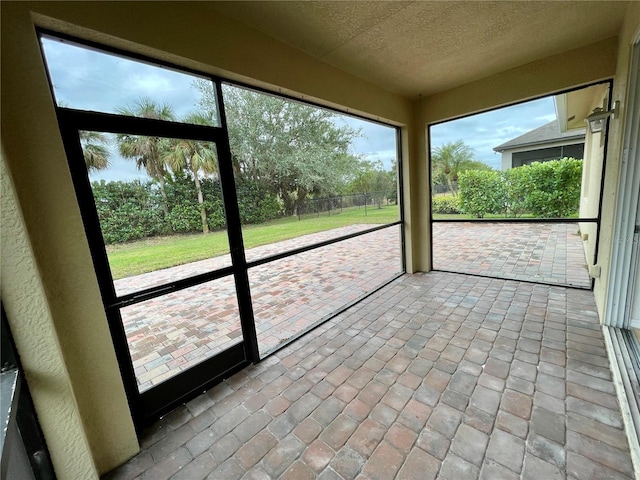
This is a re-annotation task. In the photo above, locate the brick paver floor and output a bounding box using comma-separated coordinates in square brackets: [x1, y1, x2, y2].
[104, 271, 635, 480]
[120, 222, 590, 391]
[122, 225, 403, 391]
[432, 222, 591, 288]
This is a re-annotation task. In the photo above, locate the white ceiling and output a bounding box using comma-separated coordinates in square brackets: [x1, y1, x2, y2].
[208, 1, 630, 98]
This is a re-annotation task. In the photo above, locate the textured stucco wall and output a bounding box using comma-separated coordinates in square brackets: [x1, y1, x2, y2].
[1, 152, 99, 479]
[594, 2, 640, 321]
[1, 3, 140, 476]
[579, 86, 609, 271]
[0, 1, 414, 476]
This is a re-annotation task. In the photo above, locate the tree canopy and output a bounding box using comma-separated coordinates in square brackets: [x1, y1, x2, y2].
[431, 140, 492, 194]
[89, 85, 397, 238]
[199, 82, 365, 215]
[116, 98, 176, 216]
[80, 130, 110, 171]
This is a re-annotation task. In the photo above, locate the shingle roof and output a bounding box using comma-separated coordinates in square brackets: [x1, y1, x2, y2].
[493, 119, 585, 152]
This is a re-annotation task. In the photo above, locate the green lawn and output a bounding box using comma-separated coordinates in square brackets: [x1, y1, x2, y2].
[107, 205, 399, 279]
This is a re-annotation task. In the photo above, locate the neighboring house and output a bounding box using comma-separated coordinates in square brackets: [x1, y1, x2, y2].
[2, 2, 640, 479]
[493, 119, 585, 170]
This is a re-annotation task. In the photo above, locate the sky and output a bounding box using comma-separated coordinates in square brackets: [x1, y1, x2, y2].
[430, 98, 556, 170]
[41, 35, 556, 180]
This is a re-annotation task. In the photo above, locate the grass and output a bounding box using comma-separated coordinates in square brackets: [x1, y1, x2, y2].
[106, 205, 399, 279]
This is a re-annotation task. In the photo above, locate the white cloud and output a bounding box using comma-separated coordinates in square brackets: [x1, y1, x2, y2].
[430, 97, 557, 169]
[535, 113, 557, 123]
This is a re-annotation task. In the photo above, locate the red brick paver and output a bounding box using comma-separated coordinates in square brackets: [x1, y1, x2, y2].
[122, 225, 402, 390]
[104, 272, 635, 480]
[119, 222, 589, 390]
[433, 222, 590, 288]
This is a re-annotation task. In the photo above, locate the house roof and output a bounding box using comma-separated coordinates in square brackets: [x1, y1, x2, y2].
[208, 2, 628, 98]
[493, 120, 586, 152]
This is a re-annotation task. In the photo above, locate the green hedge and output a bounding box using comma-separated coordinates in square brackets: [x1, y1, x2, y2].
[92, 175, 284, 244]
[457, 158, 583, 218]
[92, 180, 165, 243]
[431, 196, 461, 214]
[458, 170, 506, 218]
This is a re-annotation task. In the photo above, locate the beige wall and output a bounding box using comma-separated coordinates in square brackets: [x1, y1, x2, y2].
[1, 151, 99, 479]
[579, 85, 609, 272]
[594, 2, 640, 320]
[0, 2, 413, 477]
[1, 3, 140, 476]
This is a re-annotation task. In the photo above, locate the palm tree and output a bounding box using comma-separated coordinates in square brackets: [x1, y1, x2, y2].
[432, 140, 489, 195]
[163, 112, 218, 233]
[115, 98, 175, 216]
[80, 130, 110, 172]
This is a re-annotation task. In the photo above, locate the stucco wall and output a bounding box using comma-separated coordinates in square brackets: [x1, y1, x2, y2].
[579, 86, 609, 271]
[1, 152, 99, 479]
[1, 3, 140, 476]
[501, 151, 513, 171]
[0, 2, 414, 477]
[0, 149, 97, 479]
[594, 2, 640, 321]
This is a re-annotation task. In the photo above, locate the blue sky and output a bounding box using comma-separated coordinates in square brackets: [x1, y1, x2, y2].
[430, 98, 557, 170]
[41, 35, 556, 179]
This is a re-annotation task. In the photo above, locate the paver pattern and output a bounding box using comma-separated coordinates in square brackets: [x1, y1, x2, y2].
[104, 271, 635, 480]
[432, 222, 590, 288]
[123, 225, 402, 390]
[120, 222, 589, 390]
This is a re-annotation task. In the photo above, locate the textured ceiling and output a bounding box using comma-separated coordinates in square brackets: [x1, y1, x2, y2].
[208, 1, 629, 98]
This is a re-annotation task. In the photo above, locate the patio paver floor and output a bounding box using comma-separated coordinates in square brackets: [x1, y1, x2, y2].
[120, 222, 590, 390]
[103, 271, 635, 480]
[432, 222, 591, 288]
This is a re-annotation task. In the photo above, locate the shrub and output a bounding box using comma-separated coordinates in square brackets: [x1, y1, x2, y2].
[235, 178, 283, 224]
[503, 166, 530, 217]
[166, 204, 202, 233]
[456, 158, 583, 219]
[206, 198, 226, 230]
[92, 180, 164, 243]
[431, 196, 460, 214]
[522, 158, 582, 217]
[458, 170, 505, 218]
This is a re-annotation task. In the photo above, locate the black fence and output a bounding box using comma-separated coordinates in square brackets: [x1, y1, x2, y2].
[432, 182, 459, 195]
[296, 191, 397, 219]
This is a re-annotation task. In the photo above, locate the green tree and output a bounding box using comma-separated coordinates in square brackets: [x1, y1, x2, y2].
[431, 140, 491, 195]
[348, 160, 395, 208]
[197, 82, 362, 215]
[80, 130, 110, 172]
[116, 98, 175, 216]
[162, 112, 219, 234]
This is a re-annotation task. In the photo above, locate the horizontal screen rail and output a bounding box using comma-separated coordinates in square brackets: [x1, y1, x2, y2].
[107, 265, 236, 309]
[432, 217, 598, 224]
[246, 221, 402, 269]
[57, 108, 226, 142]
